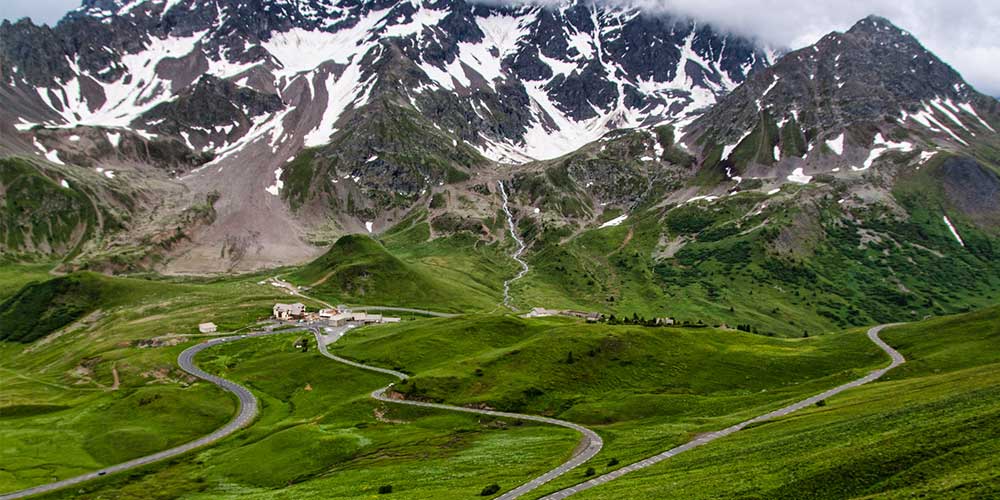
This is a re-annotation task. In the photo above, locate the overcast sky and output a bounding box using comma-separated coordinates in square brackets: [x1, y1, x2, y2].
[4, 0, 999, 95]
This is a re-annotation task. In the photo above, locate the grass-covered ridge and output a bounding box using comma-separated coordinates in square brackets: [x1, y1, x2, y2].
[570, 305, 1000, 499]
[0, 270, 290, 493]
[331, 313, 889, 494]
[289, 233, 508, 312]
[333, 315, 884, 417]
[513, 181, 1000, 336]
[0, 158, 99, 259]
[0, 272, 169, 343]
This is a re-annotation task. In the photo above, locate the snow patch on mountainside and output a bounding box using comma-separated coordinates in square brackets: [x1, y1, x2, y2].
[304, 64, 374, 147]
[787, 167, 812, 184]
[11, 0, 772, 166]
[852, 133, 913, 171]
[942, 216, 964, 246]
[265, 168, 284, 196]
[825, 133, 845, 155]
[599, 214, 628, 228]
[26, 31, 206, 130]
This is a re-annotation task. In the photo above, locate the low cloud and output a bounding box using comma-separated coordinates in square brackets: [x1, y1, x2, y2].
[495, 0, 1000, 96]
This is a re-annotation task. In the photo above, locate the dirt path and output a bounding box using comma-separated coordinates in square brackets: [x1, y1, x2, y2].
[309, 269, 337, 288]
[607, 227, 634, 256]
[109, 363, 120, 391]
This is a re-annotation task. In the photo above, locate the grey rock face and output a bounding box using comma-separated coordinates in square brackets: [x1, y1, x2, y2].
[2, 0, 769, 164]
[690, 15, 999, 148]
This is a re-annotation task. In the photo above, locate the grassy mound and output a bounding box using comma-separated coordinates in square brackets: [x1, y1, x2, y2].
[289, 234, 501, 312]
[332, 313, 889, 480]
[0, 273, 125, 343]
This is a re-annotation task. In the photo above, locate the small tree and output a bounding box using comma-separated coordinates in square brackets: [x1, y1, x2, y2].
[378, 485, 393, 494]
[480, 484, 501, 496]
[816, 399, 827, 407]
[584, 467, 596, 477]
[607, 458, 619, 466]
[566, 351, 575, 364]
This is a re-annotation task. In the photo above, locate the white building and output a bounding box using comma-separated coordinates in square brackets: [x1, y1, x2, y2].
[328, 312, 353, 326]
[198, 322, 218, 333]
[273, 303, 306, 320]
[318, 309, 335, 319]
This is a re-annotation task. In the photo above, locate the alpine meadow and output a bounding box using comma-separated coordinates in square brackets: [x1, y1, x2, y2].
[1, 1, 998, 499]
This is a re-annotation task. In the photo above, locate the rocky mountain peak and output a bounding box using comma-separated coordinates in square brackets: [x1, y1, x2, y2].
[687, 12, 998, 155]
[3, 0, 773, 163]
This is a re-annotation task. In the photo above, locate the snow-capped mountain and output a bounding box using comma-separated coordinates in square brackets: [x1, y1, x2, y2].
[689, 16, 998, 153]
[2, 3, 997, 274]
[2, 0, 770, 163]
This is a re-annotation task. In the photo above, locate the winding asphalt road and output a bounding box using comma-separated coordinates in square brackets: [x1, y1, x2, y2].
[310, 327, 604, 500]
[538, 324, 906, 499]
[1, 323, 904, 499]
[0, 328, 308, 500]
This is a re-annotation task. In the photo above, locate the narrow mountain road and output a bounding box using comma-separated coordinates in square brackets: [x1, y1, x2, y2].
[0, 329, 307, 500]
[538, 324, 906, 499]
[1, 323, 905, 499]
[311, 327, 604, 500]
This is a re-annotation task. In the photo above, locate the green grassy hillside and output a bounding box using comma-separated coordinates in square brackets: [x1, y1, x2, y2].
[331, 314, 887, 488]
[0, 263, 54, 301]
[566, 306, 1000, 500]
[0, 158, 100, 259]
[288, 233, 507, 312]
[514, 179, 1000, 336]
[0, 271, 289, 493]
[0, 272, 160, 343]
[34, 330, 578, 500]
[4, 260, 995, 499]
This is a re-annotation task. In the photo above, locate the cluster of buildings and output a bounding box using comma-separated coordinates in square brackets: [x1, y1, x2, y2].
[525, 307, 604, 323]
[273, 303, 401, 326]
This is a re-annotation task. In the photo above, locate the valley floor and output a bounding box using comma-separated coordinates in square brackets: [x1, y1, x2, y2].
[0, 264, 997, 499]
